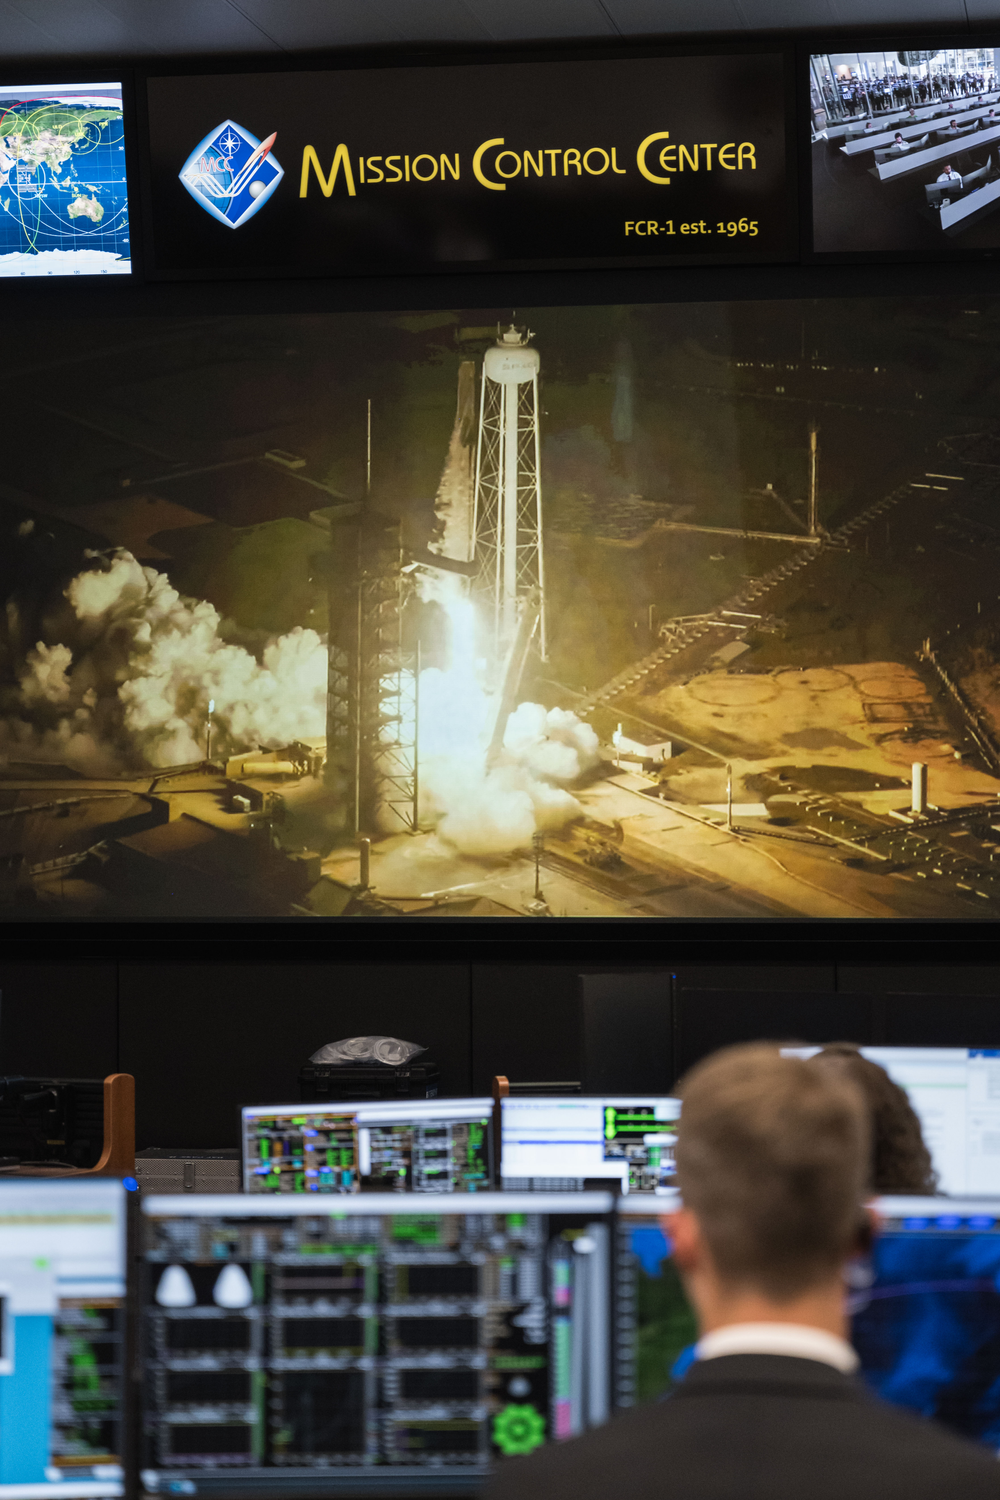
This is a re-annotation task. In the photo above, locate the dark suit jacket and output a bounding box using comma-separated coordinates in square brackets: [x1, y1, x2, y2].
[482, 1355, 1000, 1500]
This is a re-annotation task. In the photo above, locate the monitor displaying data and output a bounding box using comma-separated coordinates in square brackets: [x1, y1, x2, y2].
[139, 1192, 613, 1494]
[615, 1195, 695, 1409]
[0, 82, 130, 276]
[0, 1178, 128, 1498]
[809, 44, 1000, 260]
[618, 1194, 1000, 1449]
[855, 1196, 1000, 1447]
[242, 1100, 493, 1195]
[500, 1096, 681, 1192]
[784, 1048, 1000, 1196]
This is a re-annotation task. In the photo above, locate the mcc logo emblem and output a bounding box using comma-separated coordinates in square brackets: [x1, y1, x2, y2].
[179, 119, 283, 228]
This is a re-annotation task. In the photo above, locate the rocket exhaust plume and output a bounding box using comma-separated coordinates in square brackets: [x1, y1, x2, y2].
[411, 357, 598, 854]
[412, 596, 598, 856]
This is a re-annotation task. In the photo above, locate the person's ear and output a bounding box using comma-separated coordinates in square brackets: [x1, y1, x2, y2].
[864, 1201, 882, 1243]
[662, 1207, 703, 1273]
[853, 1201, 882, 1256]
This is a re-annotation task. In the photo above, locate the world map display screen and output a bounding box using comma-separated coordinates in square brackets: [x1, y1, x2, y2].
[0, 82, 130, 276]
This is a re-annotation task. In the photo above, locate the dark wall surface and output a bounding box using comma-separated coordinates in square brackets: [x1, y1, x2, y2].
[118, 962, 471, 1150]
[6, 956, 999, 1148]
[0, 960, 118, 1080]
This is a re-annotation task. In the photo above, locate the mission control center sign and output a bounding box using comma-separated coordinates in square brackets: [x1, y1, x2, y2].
[146, 52, 790, 276]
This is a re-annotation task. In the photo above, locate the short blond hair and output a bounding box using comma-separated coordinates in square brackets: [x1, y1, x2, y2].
[675, 1044, 869, 1301]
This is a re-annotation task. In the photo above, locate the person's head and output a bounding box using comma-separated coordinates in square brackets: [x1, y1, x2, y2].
[668, 1045, 870, 1313]
[895, 133, 904, 142]
[808, 1045, 937, 1195]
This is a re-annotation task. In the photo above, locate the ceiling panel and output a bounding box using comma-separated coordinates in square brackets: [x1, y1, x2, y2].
[464, 0, 618, 40]
[0, 0, 277, 55]
[739, 0, 836, 28]
[0, 0, 989, 61]
[110, 0, 280, 52]
[225, 0, 401, 49]
[118, 0, 281, 51]
[828, 0, 967, 21]
[360, 0, 492, 42]
[0, 0, 136, 54]
[0, 0, 54, 52]
[603, 0, 746, 34]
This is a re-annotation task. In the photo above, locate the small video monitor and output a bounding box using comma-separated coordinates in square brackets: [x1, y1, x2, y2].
[808, 44, 1000, 258]
[617, 1195, 1000, 1450]
[242, 1099, 494, 1194]
[0, 1178, 128, 1498]
[783, 1048, 1000, 1195]
[139, 1190, 615, 1492]
[500, 1095, 681, 1192]
[0, 81, 131, 276]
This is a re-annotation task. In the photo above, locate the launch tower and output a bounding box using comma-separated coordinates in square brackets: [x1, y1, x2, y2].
[472, 326, 546, 658]
[325, 517, 418, 836]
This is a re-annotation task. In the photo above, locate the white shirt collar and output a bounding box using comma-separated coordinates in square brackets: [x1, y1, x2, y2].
[695, 1322, 859, 1374]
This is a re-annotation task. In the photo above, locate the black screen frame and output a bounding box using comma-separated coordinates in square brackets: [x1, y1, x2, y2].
[0, 34, 994, 961]
[133, 35, 800, 284]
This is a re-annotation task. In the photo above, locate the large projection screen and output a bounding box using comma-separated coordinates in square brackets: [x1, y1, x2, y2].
[1, 296, 998, 922]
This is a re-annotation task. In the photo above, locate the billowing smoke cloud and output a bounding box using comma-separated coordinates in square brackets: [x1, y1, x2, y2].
[3, 549, 327, 773]
[4, 543, 598, 856]
[420, 702, 600, 856]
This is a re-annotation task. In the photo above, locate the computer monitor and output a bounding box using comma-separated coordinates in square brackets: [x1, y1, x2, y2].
[138, 1190, 614, 1493]
[242, 1099, 494, 1195]
[500, 1096, 681, 1192]
[617, 1195, 1000, 1450]
[614, 1194, 693, 1409]
[782, 1048, 1000, 1196]
[0, 1178, 128, 1498]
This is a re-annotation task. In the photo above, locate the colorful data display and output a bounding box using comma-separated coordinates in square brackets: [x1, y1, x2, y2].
[0, 82, 130, 275]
